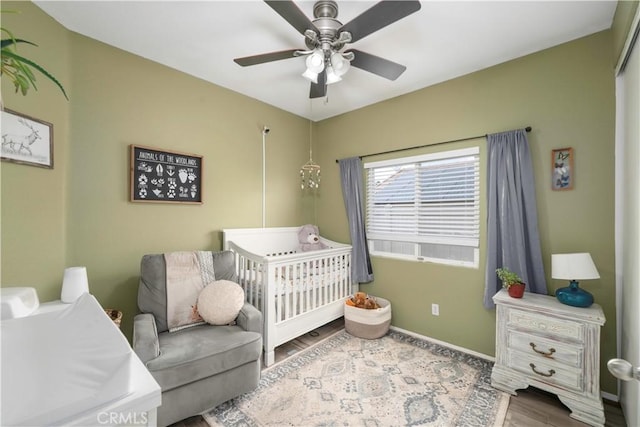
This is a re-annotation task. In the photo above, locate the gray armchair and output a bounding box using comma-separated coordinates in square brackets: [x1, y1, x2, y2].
[133, 250, 262, 427]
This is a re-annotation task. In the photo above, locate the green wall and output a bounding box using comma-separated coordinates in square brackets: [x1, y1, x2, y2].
[1, 2, 71, 302]
[612, 0, 639, 63]
[1, 2, 313, 338]
[315, 31, 617, 393]
[2, 1, 630, 397]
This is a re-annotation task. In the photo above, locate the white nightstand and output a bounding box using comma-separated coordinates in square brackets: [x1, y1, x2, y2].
[491, 289, 606, 427]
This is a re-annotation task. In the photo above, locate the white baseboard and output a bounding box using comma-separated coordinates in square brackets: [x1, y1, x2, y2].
[389, 325, 495, 362]
[389, 325, 620, 403]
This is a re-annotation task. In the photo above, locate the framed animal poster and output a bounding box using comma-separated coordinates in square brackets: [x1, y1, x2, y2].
[551, 147, 573, 191]
[130, 145, 203, 204]
[1, 109, 53, 168]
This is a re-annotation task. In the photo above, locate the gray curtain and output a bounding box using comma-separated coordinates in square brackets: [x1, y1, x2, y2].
[484, 129, 547, 308]
[339, 157, 374, 284]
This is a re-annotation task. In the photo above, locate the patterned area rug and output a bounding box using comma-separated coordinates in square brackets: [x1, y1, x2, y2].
[204, 329, 510, 426]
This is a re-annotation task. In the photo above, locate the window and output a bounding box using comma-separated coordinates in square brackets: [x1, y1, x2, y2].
[364, 147, 480, 267]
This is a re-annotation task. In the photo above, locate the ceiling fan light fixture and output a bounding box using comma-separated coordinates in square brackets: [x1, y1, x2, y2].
[235, 0, 422, 99]
[302, 69, 319, 84]
[305, 50, 325, 73]
[325, 65, 342, 84]
[330, 51, 350, 77]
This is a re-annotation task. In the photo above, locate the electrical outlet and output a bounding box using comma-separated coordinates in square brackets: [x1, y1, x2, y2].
[432, 303, 439, 316]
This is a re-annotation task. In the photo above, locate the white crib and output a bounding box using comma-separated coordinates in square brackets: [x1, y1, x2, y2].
[223, 227, 357, 366]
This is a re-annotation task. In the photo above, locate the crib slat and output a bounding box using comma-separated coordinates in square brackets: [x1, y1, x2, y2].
[297, 261, 304, 316]
[329, 255, 334, 302]
[276, 266, 283, 324]
[246, 258, 252, 305]
[319, 259, 325, 309]
[304, 265, 313, 312]
[288, 264, 295, 320]
[311, 260, 321, 310]
[250, 259, 258, 308]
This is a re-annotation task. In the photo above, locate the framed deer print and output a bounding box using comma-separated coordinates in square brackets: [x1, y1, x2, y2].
[551, 147, 573, 190]
[1, 109, 53, 168]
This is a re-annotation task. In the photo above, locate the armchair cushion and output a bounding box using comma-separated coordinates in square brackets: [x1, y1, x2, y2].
[197, 280, 245, 325]
[145, 324, 262, 392]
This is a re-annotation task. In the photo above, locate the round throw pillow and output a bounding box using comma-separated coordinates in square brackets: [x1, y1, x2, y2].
[197, 280, 245, 325]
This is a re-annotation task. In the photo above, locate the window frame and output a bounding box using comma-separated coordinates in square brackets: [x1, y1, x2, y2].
[364, 146, 480, 268]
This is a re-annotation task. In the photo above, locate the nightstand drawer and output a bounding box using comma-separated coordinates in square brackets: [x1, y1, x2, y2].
[508, 330, 582, 368]
[507, 349, 583, 392]
[508, 309, 583, 341]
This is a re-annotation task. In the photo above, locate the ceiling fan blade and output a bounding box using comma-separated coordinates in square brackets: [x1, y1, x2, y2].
[339, 1, 421, 43]
[346, 49, 407, 80]
[310, 70, 327, 99]
[264, 0, 319, 37]
[234, 49, 300, 66]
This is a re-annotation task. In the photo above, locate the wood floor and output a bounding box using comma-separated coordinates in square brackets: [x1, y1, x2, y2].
[170, 319, 626, 427]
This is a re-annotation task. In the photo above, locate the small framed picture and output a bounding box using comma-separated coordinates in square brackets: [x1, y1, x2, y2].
[551, 147, 573, 191]
[1, 109, 53, 169]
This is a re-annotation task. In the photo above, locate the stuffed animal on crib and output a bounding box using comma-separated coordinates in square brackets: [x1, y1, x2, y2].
[298, 224, 328, 252]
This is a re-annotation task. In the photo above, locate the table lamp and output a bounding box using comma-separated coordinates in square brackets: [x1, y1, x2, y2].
[61, 266, 89, 303]
[551, 253, 599, 307]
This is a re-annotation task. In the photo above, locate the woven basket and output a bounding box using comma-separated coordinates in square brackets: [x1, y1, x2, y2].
[104, 309, 123, 328]
[344, 296, 391, 339]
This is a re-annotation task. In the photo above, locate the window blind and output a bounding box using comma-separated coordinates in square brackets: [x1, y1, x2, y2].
[364, 147, 480, 266]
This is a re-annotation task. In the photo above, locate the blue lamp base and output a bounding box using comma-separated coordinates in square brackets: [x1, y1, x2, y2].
[555, 280, 594, 308]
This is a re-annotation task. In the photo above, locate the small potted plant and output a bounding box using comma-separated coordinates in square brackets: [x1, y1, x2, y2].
[496, 267, 526, 298]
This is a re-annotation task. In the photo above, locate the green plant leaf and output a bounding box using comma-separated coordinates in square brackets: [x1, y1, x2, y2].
[2, 54, 39, 92]
[1, 28, 17, 40]
[1, 38, 38, 49]
[1, 49, 67, 99]
[15, 73, 30, 95]
[14, 57, 38, 88]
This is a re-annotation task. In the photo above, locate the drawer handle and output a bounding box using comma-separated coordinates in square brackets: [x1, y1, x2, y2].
[530, 342, 556, 358]
[529, 363, 555, 377]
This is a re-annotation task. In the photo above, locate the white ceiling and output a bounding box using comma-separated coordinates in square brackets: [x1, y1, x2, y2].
[34, 1, 617, 121]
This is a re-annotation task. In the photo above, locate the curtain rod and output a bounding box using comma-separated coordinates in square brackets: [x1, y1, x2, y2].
[335, 126, 532, 163]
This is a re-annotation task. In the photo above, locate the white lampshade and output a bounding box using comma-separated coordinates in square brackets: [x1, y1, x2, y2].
[551, 253, 600, 280]
[302, 50, 326, 83]
[301, 69, 319, 83]
[61, 266, 89, 303]
[305, 50, 324, 73]
[325, 65, 342, 85]
[330, 52, 350, 76]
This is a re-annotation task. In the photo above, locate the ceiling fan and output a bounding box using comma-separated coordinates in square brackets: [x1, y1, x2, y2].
[234, 0, 421, 99]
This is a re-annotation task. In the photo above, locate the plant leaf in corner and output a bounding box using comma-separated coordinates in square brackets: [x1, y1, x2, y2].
[1, 38, 37, 49]
[1, 49, 68, 99]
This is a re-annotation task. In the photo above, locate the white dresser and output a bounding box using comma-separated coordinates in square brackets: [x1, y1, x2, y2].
[491, 289, 606, 427]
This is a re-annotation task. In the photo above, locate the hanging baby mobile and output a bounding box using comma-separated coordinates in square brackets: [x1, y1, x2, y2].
[300, 120, 320, 190]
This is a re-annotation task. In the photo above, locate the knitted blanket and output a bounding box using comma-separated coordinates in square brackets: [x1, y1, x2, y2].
[165, 251, 215, 331]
